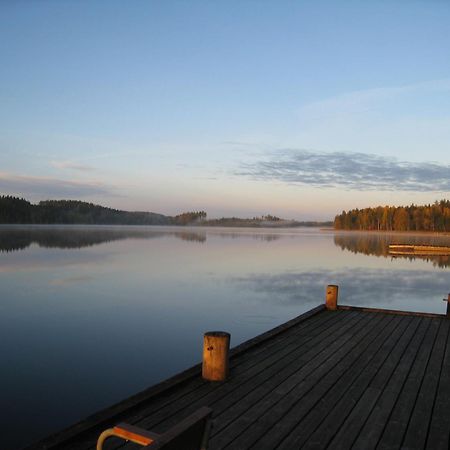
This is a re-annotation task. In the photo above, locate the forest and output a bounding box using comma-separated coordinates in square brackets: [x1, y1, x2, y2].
[334, 200, 450, 232]
[0, 195, 333, 227]
[0, 195, 206, 226]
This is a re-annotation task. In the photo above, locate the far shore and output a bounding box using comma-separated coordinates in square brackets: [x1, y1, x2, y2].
[332, 228, 450, 237]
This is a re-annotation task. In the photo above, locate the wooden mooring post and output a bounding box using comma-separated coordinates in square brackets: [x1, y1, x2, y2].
[202, 331, 230, 381]
[444, 293, 450, 318]
[326, 284, 339, 310]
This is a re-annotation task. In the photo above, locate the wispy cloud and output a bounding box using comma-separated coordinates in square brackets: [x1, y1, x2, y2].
[237, 150, 450, 192]
[290, 79, 450, 159]
[0, 172, 115, 197]
[51, 160, 96, 171]
[298, 79, 450, 122]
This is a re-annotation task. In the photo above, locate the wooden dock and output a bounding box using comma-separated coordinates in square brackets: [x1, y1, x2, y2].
[389, 244, 450, 256]
[28, 289, 450, 450]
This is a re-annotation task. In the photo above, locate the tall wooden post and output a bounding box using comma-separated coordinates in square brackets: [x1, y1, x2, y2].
[202, 331, 230, 381]
[446, 293, 450, 318]
[326, 285, 339, 311]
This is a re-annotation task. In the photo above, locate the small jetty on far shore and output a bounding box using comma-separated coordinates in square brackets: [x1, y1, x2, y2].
[28, 286, 450, 450]
[389, 244, 450, 256]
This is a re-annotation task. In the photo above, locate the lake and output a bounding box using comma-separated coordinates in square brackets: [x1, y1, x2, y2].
[0, 225, 449, 448]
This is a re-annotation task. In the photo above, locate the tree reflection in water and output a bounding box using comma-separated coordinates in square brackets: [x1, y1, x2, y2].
[0, 225, 283, 253]
[334, 232, 450, 268]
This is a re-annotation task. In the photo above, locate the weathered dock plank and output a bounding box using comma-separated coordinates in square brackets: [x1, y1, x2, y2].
[426, 320, 450, 449]
[350, 317, 432, 450]
[401, 319, 449, 450]
[27, 298, 450, 450]
[314, 316, 420, 450]
[376, 318, 443, 450]
[210, 313, 389, 449]
[273, 314, 405, 449]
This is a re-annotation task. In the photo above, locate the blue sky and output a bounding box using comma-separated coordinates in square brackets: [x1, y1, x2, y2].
[1, 0, 450, 219]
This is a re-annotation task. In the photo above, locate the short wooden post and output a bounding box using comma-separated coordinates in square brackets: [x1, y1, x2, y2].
[445, 293, 450, 318]
[202, 331, 230, 381]
[326, 285, 339, 310]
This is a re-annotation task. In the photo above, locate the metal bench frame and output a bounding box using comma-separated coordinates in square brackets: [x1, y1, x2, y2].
[96, 406, 212, 450]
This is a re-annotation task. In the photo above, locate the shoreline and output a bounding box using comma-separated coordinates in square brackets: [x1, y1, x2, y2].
[333, 228, 450, 237]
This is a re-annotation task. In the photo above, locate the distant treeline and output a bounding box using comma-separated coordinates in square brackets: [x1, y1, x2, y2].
[0, 196, 206, 226]
[201, 217, 333, 228]
[0, 195, 331, 227]
[334, 200, 450, 232]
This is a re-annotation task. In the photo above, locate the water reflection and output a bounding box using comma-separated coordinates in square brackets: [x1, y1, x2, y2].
[233, 268, 449, 311]
[334, 232, 450, 268]
[0, 226, 287, 252]
[214, 232, 281, 242]
[0, 226, 206, 251]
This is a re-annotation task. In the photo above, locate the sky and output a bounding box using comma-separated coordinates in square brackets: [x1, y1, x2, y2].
[1, 0, 450, 220]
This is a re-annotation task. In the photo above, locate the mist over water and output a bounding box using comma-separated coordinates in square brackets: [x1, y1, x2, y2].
[0, 225, 448, 448]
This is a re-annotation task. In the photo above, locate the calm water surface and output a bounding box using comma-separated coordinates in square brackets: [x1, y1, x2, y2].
[0, 225, 449, 448]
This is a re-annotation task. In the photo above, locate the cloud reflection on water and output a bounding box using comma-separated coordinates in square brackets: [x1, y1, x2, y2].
[233, 268, 449, 313]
